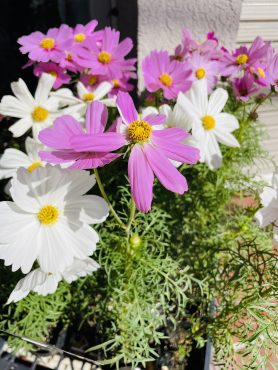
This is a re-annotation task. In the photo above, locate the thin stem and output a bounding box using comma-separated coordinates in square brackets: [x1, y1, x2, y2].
[250, 91, 273, 116]
[126, 198, 136, 235]
[94, 169, 126, 230]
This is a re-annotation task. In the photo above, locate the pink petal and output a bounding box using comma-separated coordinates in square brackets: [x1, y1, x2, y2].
[116, 91, 138, 124]
[70, 133, 126, 152]
[144, 145, 188, 194]
[85, 101, 108, 134]
[144, 114, 166, 126]
[152, 128, 189, 141]
[128, 145, 154, 212]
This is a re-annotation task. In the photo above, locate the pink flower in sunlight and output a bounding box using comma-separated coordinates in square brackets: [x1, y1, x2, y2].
[18, 25, 72, 63]
[34, 62, 71, 89]
[232, 74, 259, 102]
[265, 53, 278, 91]
[39, 101, 124, 170]
[142, 50, 192, 100]
[188, 52, 220, 91]
[115, 92, 200, 212]
[72, 20, 98, 46]
[75, 27, 134, 79]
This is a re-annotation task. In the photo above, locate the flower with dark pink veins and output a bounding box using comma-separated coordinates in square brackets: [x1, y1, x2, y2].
[18, 25, 73, 63]
[232, 74, 259, 102]
[39, 101, 124, 170]
[142, 50, 192, 100]
[115, 92, 199, 212]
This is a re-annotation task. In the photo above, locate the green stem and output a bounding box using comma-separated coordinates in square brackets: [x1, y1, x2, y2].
[250, 91, 273, 116]
[126, 198, 136, 235]
[94, 169, 126, 230]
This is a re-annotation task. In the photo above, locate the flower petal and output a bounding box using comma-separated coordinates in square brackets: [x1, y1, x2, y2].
[116, 91, 138, 124]
[208, 88, 228, 115]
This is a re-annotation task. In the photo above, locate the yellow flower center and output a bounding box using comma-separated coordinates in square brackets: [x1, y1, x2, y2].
[195, 68, 206, 79]
[32, 106, 49, 122]
[257, 67, 265, 78]
[88, 75, 98, 85]
[98, 51, 112, 64]
[128, 120, 152, 142]
[202, 115, 216, 130]
[159, 73, 173, 87]
[49, 71, 57, 78]
[82, 92, 95, 101]
[112, 79, 120, 88]
[74, 33, 86, 42]
[37, 205, 59, 225]
[27, 161, 43, 173]
[40, 37, 55, 50]
[236, 54, 249, 65]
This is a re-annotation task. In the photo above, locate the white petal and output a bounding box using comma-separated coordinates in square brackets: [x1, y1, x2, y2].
[207, 88, 228, 115]
[7, 288, 29, 304]
[33, 273, 61, 295]
[214, 129, 240, 148]
[142, 106, 159, 118]
[0, 149, 30, 179]
[205, 134, 222, 170]
[99, 98, 116, 107]
[77, 81, 88, 98]
[177, 92, 201, 130]
[0, 95, 30, 117]
[215, 113, 239, 132]
[255, 206, 278, 227]
[260, 187, 278, 207]
[94, 82, 113, 100]
[11, 78, 35, 107]
[9, 117, 33, 137]
[34, 73, 55, 104]
[65, 195, 109, 224]
[62, 257, 99, 283]
[25, 137, 44, 162]
[187, 79, 208, 116]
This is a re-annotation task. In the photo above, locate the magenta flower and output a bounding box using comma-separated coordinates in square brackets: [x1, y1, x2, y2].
[18, 25, 73, 63]
[34, 62, 71, 89]
[188, 51, 220, 91]
[232, 74, 259, 102]
[115, 92, 199, 212]
[39, 101, 124, 170]
[72, 20, 98, 45]
[221, 37, 271, 77]
[142, 50, 192, 100]
[265, 53, 278, 91]
[75, 27, 134, 79]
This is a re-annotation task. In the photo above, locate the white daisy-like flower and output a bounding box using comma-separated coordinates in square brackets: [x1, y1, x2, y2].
[0, 73, 62, 139]
[255, 168, 278, 245]
[177, 79, 240, 170]
[0, 137, 45, 179]
[7, 257, 99, 304]
[0, 165, 109, 274]
[51, 81, 115, 118]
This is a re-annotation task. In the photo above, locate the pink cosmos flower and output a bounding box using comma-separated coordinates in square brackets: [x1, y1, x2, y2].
[114, 92, 199, 212]
[34, 62, 71, 89]
[188, 51, 220, 91]
[38, 101, 124, 170]
[142, 50, 192, 100]
[232, 74, 259, 102]
[75, 27, 134, 79]
[265, 53, 278, 91]
[220, 37, 271, 77]
[18, 25, 73, 63]
[80, 73, 105, 90]
[72, 20, 98, 46]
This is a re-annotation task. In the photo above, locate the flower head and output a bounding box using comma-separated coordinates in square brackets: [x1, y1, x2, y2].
[34, 62, 71, 89]
[0, 165, 108, 274]
[39, 101, 124, 169]
[115, 92, 199, 212]
[232, 74, 259, 102]
[0, 73, 62, 139]
[18, 25, 73, 63]
[142, 50, 192, 99]
[178, 79, 239, 170]
[265, 53, 278, 91]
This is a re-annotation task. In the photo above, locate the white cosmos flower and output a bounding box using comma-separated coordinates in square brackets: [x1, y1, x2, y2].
[255, 168, 278, 245]
[177, 79, 240, 170]
[7, 257, 99, 304]
[0, 165, 109, 274]
[50, 81, 115, 117]
[0, 73, 62, 139]
[0, 137, 45, 179]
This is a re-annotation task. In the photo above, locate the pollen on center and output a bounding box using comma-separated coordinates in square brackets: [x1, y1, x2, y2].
[40, 37, 55, 50]
[74, 33, 86, 42]
[128, 120, 152, 142]
[82, 92, 95, 101]
[159, 73, 173, 87]
[202, 115, 216, 130]
[236, 54, 249, 65]
[98, 51, 112, 64]
[32, 106, 49, 122]
[37, 205, 59, 225]
[27, 161, 43, 173]
[195, 68, 206, 79]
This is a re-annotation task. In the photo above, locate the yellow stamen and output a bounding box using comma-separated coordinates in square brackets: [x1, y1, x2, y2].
[257, 67, 265, 78]
[202, 115, 216, 130]
[128, 120, 152, 142]
[195, 68, 206, 79]
[66, 52, 72, 61]
[98, 51, 112, 64]
[37, 205, 59, 225]
[159, 73, 173, 87]
[40, 37, 55, 50]
[82, 92, 95, 101]
[27, 161, 43, 173]
[49, 71, 57, 78]
[112, 79, 120, 88]
[32, 106, 49, 122]
[74, 33, 86, 42]
[236, 54, 249, 65]
[88, 75, 98, 85]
